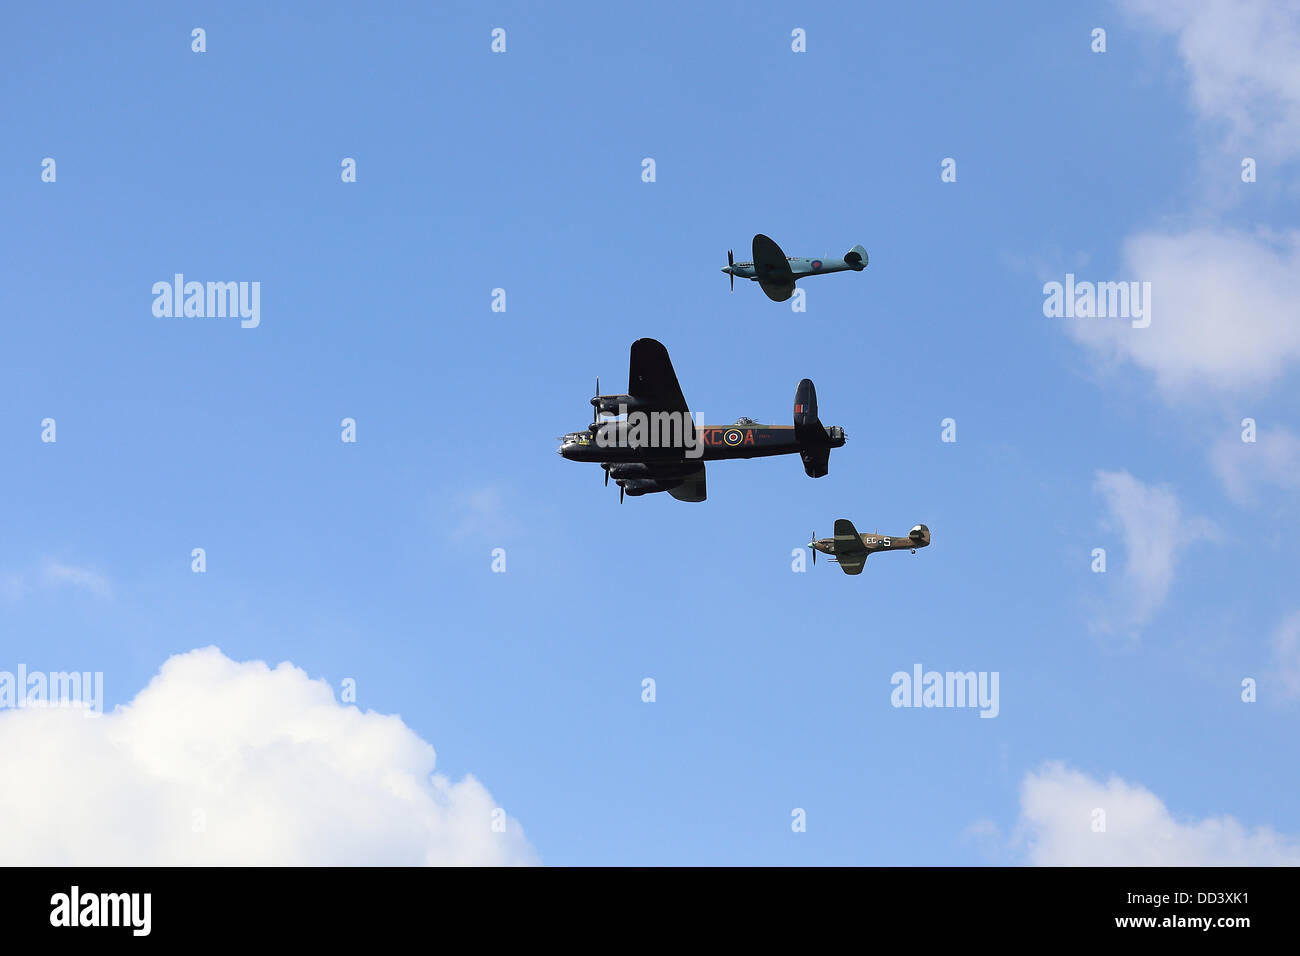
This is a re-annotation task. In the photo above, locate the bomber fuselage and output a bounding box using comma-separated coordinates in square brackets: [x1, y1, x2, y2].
[558, 421, 845, 463]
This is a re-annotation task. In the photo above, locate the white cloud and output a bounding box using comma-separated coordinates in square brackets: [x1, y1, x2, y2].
[1013, 761, 1300, 865]
[1065, 229, 1300, 398]
[0, 647, 539, 865]
[1064, 4, 1300, 399]
[1093, 470, 1216, 633]
[1124, 0, 1300, 164]
[1269, 610, 1300, 699]
[41, 559, 113, 599]
[1210, 423, 1300, 502]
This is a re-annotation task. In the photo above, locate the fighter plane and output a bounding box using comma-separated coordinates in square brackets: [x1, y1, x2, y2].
[557, 338, 846, 502]
[723, 233, 868, 302]
[808, 519, 931, 575]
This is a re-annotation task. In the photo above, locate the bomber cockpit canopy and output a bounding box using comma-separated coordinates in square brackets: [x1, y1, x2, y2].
[734, 416, 758, 426]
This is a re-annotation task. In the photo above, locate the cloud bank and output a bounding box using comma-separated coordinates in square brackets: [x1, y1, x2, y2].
[1065, 3, 1300, 402]
[0, 647, 538, 865]
[1125, 0, 1300, 164]
[1013, 761, 1300, 865]
[1066, 229, 1300, 398]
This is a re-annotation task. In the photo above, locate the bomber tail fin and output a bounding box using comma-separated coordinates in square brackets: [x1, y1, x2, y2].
[794, 379, 825, 435]
[794, 379, 831, 478]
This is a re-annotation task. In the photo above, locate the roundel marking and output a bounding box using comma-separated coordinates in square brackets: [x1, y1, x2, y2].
[810, 259, 823, 270]
[724, 428, 744, 446]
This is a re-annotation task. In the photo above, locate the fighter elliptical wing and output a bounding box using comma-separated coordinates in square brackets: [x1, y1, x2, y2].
[752, 233, 796, 302]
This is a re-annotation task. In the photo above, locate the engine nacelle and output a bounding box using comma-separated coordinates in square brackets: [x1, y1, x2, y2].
[620, 477, 682, 496]
[591, 394, 655, 417]
[607, 462, 697, 480]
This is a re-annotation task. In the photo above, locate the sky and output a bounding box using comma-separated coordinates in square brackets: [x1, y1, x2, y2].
[1, 0, 1298, 865]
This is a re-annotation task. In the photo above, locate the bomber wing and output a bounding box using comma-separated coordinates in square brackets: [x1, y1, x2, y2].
[628, 338, 690, 414]
[666, 462, 707, 502]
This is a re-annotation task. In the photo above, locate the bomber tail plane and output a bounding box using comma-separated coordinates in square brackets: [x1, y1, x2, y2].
[794, 378, 833, 478]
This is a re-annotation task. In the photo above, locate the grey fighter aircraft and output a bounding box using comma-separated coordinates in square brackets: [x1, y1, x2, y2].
[723, 233, 868, 302]
[557, 338, 846, 503]
[808, 519, 931, 575]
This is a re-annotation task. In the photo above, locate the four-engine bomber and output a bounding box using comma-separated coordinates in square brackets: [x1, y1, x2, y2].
[558, 338, 845, 502]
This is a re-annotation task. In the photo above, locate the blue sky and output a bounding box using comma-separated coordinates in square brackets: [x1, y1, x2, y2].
[2, 1, 1298, 865]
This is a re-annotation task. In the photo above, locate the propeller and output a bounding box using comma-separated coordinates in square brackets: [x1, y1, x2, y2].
[620, 484, 625, 504]
[591, 376, 600, 425]
[727, 249, 734, 292]
[809, 530, 817, 565]
[603, 464, 610, 487]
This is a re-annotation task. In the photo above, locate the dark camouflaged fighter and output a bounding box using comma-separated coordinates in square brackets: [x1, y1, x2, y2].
[808, 520, 931, 575]
[558, 338, 846, 502]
